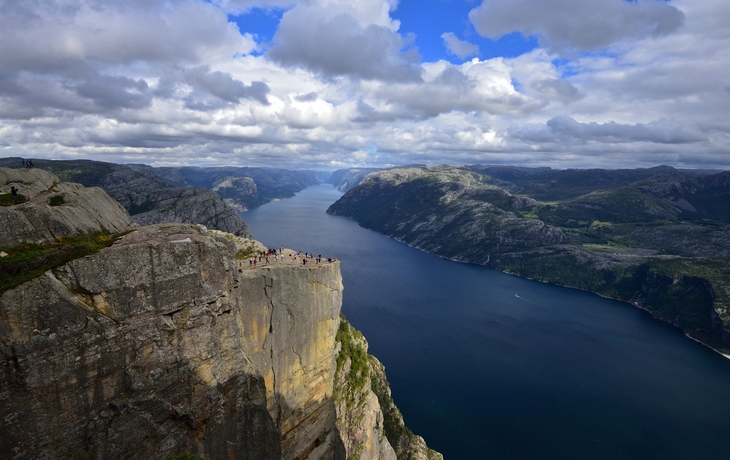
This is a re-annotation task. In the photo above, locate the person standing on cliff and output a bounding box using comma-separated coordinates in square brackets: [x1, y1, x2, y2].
[11, 186, 18, 204]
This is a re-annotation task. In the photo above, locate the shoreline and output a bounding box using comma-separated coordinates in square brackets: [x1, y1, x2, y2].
[384, 232, 730, 360]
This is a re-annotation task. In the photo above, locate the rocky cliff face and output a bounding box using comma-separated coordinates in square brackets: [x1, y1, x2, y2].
[1, 173, 438, 460]
[128, 186, 252, 238]
[1, 224, 342, 459]
[326, 169, 381, 192]
[333, 319, 441, 460]
[0, 167, 134, 247]
[327, 166, 565, 264]
[212, 176, 260, 212]
[2, 159, 253, 238]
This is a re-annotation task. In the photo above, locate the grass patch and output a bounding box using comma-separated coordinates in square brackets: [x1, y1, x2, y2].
[335, 315, 370, 408]
[0, 192, 13, 207]
[336, 316, 370, 391]
[236, 245, 257, 260]
[0, 193, 28, 206]
[0, 232, 124, 293]
[49, 195, 65, 206]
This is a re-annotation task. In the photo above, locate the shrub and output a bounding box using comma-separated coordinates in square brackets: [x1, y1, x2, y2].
[49, 195, 65, 206]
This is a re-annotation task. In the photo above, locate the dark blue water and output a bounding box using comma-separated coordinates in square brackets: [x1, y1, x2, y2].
[244, 185, 730, 460]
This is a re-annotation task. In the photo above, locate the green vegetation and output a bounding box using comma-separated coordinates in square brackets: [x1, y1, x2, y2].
[236, 245, 257, 260]
[335, 315, 370, 401]
[329, 165, 730, 353]
[346, 443, 365, 460]
[0, 192, 12, 206]
[0, 232, 124, 293]
[368, 356, 414, 455]
[1, 192, 28, 206]
[49, 195, 65, 206]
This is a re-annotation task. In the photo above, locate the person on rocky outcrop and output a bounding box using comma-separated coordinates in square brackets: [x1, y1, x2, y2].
[10, 186, 18, 204]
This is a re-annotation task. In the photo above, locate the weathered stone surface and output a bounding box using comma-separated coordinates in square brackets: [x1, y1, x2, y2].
[0, 167, 134, 247]
[212, 176, 260, 212]
[1, 170, 436, 460]
[0, 224, 344, 460]
[1, 160, 253, 238]
[334, 322, 395, 460]
[129, 186, 253, 238]
[333, 319, 441, 460]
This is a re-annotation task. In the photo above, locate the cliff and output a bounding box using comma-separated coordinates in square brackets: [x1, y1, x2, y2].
[134, 165, 321, 212]
[128, 186, 252, 238]
[327, 165, 730, 355]
[1, 223, 340, 459]
[334, 318, 442, 460]
[326, 169, 381, 192]
[0, 167, 134, 247]
[0, 159, 252, 238]
[1, 173, 436, 459]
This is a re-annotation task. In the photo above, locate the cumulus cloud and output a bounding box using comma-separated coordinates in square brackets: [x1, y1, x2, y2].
[294, 92, 318, 102]
[511, 116, 708, 144]
[268, 0, 422, 81]
[353, 58, 543, 122]
[0, 0, 254, 72]
[530, 78, 583, 103]
[0, 0, 727, 171]
[469, 0, 685, 54]
[441, 32, 479, 59]
[184, 66, 270, 105]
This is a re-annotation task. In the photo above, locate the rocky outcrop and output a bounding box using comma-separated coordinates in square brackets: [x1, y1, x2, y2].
[212, 176, 260, 212]
[326, 169, 381, 192]
[0, 224, 343, 459]
[1, 171, 440, 460]
[1, 159, 253, 238]
[333, 318, 441, 460]
[129, 186, 252, 238]
[0, 167, 134, 247]
[327, 166, 565, 264]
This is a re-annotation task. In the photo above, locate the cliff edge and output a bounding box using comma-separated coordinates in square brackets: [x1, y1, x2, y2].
[1, 172, 438, 459]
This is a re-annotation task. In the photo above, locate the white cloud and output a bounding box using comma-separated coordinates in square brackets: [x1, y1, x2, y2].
[0, 0, 728, 170]
[0, 0, 255, 72]
[267, 0, 421, 81]
[511, 116, 708, 144]
[441, 32, 479, 59]
[469, 0, 685, 55]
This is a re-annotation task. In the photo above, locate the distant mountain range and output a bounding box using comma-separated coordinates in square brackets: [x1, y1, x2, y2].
[0, 158, 320, 237]
[327, 165, 730, 355]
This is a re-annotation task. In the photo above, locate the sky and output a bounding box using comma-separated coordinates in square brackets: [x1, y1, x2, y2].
[0, 0, 728, 171]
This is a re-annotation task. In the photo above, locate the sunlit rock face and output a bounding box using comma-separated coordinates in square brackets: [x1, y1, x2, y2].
[0, 167, 134, 247]
[0, 223, 345, 460]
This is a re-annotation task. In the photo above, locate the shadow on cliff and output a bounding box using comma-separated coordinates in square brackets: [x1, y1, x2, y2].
[275, 394, 346, 460]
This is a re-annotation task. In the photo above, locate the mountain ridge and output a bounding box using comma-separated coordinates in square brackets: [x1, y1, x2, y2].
[327, 165, 730, 355]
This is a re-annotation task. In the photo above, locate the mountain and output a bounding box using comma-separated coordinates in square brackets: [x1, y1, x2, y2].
[0, 158, 253, 237]
[0, 167, 440, 460]
[327, 165, 730, 355]
[463, 164, 704, 201]
[134, 165, 320, 211]
[327, 168, 382, 192]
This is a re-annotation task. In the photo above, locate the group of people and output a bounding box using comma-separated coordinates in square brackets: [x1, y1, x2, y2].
[237, 247, 337, 269]
[21, 159, 34, 168]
